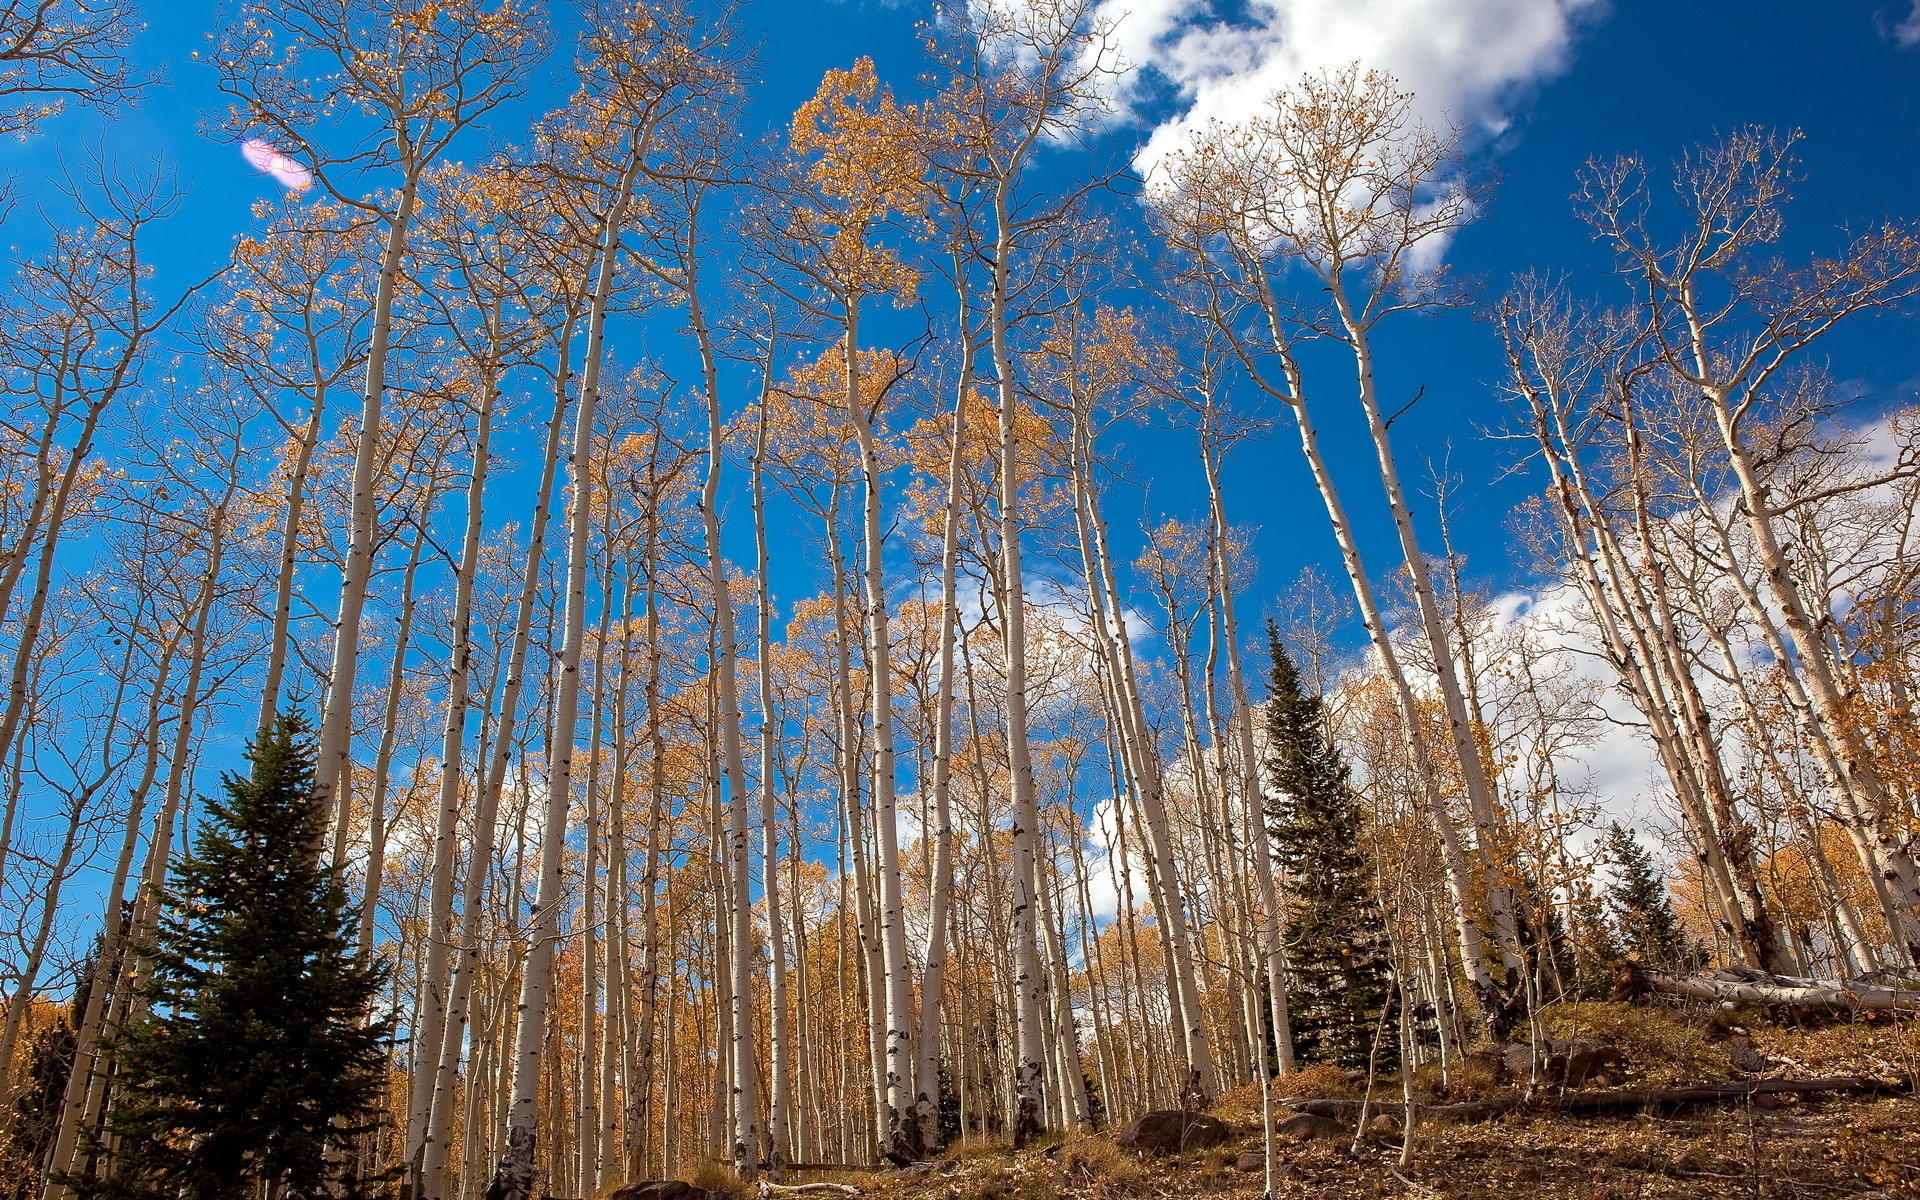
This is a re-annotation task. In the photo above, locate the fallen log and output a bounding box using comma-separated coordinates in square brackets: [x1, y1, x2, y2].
[1283, 1097, 1516, 1122]
[1617, 962, 1920, 1011]
[1281, 1073, 1915, 1123]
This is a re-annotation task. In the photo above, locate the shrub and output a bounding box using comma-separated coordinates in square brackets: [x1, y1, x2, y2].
[1272, 1061, 1363, 1099]
[685, 1160, 751, 1198]
[1060, 1132, 1142, 1187]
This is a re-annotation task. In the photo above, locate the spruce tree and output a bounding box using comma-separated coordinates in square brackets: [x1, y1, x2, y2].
[1603, 823, 1690, 969]
[85, 713, 392, 1200]
[1263, 625, 1395, 1070]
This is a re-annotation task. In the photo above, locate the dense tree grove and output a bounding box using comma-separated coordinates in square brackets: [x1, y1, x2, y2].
[1, 2, 1917, 1198]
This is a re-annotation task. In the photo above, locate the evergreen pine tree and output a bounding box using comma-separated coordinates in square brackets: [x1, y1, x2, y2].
[1264, 625, 1395, 1070]
[84, 713, 392, 1200]
[1603, 823, 1689, 969]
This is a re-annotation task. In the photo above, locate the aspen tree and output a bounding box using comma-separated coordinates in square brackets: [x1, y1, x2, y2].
[1499, 279, 1888, 972]
[909, 295, 977, 1151]
[925, 0, 1156, 1129]
[0, 580, 150, 1099]
[22, 558, 184, 1195]
[398, 162, 544, 1194]
[1156, 68, 1524, 1030]
[1175, 348, 1297, 1076]
[0, 165, 197, 817]
[625, 25, 765, 1155]
[747, 331, 799, 1171]
[1036, 304, 1218, 1104]
[419, 170, 585, 1200]
[1580, 130, 1920, 962]
[39, 399, 248, 1200]
[0, 0, 147, 142]
[1496, 288, 1772, 965]
[209, 0, 545, 824]
[201, 201, 376, 734]
[765, 58, 930, 1162]
[487, 72, 665, 1193]
[0, 565, 167, 1106]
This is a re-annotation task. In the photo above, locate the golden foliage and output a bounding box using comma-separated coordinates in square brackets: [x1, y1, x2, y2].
[786, 57, 929, 304]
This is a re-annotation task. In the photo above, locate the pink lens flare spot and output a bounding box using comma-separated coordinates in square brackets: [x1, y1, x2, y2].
[240, 138, 314, 191]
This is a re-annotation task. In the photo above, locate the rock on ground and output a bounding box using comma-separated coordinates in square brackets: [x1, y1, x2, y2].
[604, 1182, 725, 1200]
[1277, 1112, 1349, 1141]
[1113, 1109, 1232, 1154]
[1500, 1038, 1622, 1085]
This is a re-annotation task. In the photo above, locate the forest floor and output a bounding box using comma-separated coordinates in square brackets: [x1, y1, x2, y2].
[788, 1005, 1920, 1200]
[845, 1092, 1918, 1199]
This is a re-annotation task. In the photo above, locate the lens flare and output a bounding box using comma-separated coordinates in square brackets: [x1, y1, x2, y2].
[240, 137, 314, 191]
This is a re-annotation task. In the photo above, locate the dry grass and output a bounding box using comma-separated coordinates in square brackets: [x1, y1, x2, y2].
[861, 1094, 1920, 1199]
[1271, 1062, 1362, 1100]
[1760, 1010, 1920, 1077]
[684, 1160, 751, 1198]
[1059, 1130, 1143, 1187]
[1542, 1001, 1729, 1085]
[859, 1011, 1920, 1199]
[1411, 1054, 1507, 1101]
[945, 1132, 1014, 1161]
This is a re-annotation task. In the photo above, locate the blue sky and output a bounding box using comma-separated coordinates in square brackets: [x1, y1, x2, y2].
[7, 0, 1920, 639]
[1, 0, 1917, 969]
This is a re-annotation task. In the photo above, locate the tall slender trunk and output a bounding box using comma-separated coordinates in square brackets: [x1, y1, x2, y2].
[578, 562, 616, 1194]
[1247, 306, 1504, 1029]
[16, 612, 175, 1144]
[985, 189, 1052, 1144]
[752, 377, 795, 1170]
[626, 506, 670, 1182]
[315, 179, 421, 826]
[359, 502, 434, 960]
[407, 365, 501, 1193]
[913, 315, 969, 1150]
[834, 320, 919, 1164]
[423, 338, 575, 1200]
[257, 383, 331, 734]
[1064, 402, 1216, 1100]
[489, 147, 643, 1200]
[43, 499, 228, 1200]
[680, 242, 763, 1176]
[1036, 822, 1090, 1127]
[1509, 368, 1760, 963]
[1198, 428, 1294, 1074]
[1331, 293, 1525, 990]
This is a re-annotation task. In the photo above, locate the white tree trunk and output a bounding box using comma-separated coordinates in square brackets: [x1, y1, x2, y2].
[753, 378, 796, 1170]
[314, 181, 420, 832]
[913, 323, 969, 1150]
[489, 150, 641, 1200]
[405, 367, 500, 1193]
[1199, 428, 1295, 1075]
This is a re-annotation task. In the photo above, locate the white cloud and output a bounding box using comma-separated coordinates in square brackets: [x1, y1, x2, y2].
[1097, 0, 1602, 178]
[1515, 584, 1667, 826]
[1897, 2, 1920, 47]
